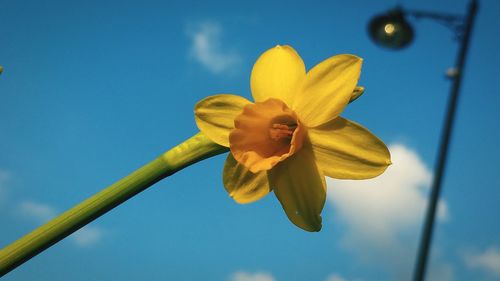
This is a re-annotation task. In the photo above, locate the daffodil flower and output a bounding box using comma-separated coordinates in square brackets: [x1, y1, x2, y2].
[0, 45, 392, 277]
[195, 45, 391, 232]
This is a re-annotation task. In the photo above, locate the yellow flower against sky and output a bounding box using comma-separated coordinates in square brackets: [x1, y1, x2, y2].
[195, 45, 391, 231]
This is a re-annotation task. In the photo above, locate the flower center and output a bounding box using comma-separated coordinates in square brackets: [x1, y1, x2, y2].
[269, 123, 296, 141]
[229, 98, 305, 173]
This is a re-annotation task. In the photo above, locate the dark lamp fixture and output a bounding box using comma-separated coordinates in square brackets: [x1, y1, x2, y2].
[368, 9, 414, 50]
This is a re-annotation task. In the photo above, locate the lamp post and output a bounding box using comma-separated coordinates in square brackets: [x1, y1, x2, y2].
[367, 1, 478, 281]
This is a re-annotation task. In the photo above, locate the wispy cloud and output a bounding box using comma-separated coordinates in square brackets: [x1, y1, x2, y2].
[72, 226, 103, 247]
[427, 262, 454, 281]
[325, 274, 347, 281]
[186, 21, 242, 74]
[17, 200, 104, 247]
[324, 268, 454, 281]
[230, 271, 276, 281]
[325, 273, 362, 281]
[464, 246, 500, 277]
[0, 169, 11, 204]
[18, 200, 57, 221]
[327, 143, 450, 280]
[0, 170, 9, 186]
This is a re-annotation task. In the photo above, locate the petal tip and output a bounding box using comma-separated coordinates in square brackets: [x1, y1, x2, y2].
[343, 54, 363, 67]
[269, 44, 297, 52]
[308, 222, 322, 232]
[338, 53, 363, 61]
[299, 218, 322, 232]
[350, 54, 363, 62]
[230, 194, 251, 204]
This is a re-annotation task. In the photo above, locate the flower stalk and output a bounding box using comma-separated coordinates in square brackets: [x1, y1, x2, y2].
[0, 132, 228, 277]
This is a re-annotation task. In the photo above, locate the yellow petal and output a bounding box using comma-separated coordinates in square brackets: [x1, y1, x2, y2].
[308, 117, 391, 179]
[195, 94, 251, 147]
[223, 154, 271, 204]
[349, 86, 365, 103]
[293, 54, 362, 127]
[269, 147, 326, 232]
[250, 45, 306, 106]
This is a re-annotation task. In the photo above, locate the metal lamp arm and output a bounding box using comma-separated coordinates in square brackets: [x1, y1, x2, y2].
[404, 9, 466, 39]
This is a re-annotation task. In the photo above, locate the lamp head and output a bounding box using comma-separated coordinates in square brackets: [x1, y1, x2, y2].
[368, 9, 414, 50]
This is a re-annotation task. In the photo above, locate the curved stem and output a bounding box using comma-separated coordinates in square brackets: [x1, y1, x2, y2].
[0, 132, 228, 277]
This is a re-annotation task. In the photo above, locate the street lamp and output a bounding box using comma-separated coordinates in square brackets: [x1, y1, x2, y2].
[368, 8, 414, 49]
[368, 1, 478, 281]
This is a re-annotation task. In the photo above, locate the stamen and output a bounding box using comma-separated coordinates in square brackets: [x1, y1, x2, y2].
[269, 123, 297, 141]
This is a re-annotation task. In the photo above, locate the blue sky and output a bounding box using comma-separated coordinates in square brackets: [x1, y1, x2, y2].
[1, 0, 500, 280]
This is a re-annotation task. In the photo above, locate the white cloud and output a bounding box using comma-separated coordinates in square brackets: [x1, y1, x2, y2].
[186, 21, 241, 74]
[464, 247, 500, 276]
[325, 274, 347, 281]
[427, 262, 454, 281]
[72, 226, 104, 247]
[0, 169, 11, 203]
[327, 143, 450, 280]
[325, 273, 362, 281]
[0, 169, 9, 185]
[18, 200, 57, 222]
[17, 200, 103, 247]
[230, 271, 276, 281]
[326, 273, 361, 281]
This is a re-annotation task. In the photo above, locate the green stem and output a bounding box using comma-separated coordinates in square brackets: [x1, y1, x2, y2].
[0, 132, 228, 277]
